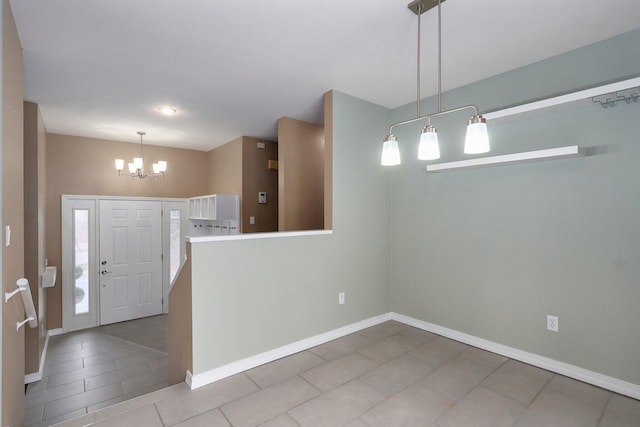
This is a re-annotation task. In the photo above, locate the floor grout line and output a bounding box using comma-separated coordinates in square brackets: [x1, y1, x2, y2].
[98, 332, 168, 356]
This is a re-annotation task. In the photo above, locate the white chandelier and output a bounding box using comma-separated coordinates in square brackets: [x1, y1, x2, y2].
[381, 0, 490, 166]
[115, 131, 167, 179]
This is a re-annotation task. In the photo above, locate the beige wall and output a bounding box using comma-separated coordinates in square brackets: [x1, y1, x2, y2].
[168, 244, 192, 385]
[207, 136, 279, 233]
[24, 101, 47, 376]
[2, 1, 25, 425]
[277, 117, 324, 231]
[241, 137, 278, 233]
[206, 137, 242, 195]
[45, 133, 210, 328]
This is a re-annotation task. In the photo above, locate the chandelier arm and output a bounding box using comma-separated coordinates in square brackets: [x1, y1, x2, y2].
[388, 104, 479, 135]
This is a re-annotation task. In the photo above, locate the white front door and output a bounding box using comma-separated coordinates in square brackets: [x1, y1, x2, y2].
[99, 200, 163, 325]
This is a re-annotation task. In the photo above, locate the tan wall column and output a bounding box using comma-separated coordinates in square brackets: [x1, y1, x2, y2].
[277, 117, 324, 231]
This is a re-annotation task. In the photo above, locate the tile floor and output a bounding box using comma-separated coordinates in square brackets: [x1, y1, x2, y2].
[94, 315, 168, 353]
[25, 315, 168, 427]
[41, 320, 640, 427]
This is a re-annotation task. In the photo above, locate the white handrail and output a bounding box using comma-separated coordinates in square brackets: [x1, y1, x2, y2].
[5, 278, 38, 331]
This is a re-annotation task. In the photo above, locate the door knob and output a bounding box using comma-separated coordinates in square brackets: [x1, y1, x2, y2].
[101, 270, 111, 275]
[101, 261, 107, 265]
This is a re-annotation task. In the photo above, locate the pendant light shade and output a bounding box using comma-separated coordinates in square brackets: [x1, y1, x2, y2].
[464, 115, 490, 154]
[418, 125, 440, 160]
[381, 134, 401, 166]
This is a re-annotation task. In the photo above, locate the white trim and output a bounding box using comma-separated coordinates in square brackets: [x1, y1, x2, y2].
[48, 328, 64, 336]
[186, 311, 640, 399]
[25, 328, 63, 384]
[391, 313, 640, 400]
[188, 229, 332, 244]
[426, 146, 585, 173]
[24, 332, 51, 384]
[187, 313, 391, 389]
[24, 372, 41, 385]
[62, 194, 187, 203]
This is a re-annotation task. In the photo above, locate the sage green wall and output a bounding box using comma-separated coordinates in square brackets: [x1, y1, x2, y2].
[390, 28, 640, 385]
[190, 91, 392, 373]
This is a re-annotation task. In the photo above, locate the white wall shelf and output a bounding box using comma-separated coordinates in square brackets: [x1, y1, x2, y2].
[424, 78, 637, 173]
[426, 145, 585, 173]
[483, 76, 640, 124]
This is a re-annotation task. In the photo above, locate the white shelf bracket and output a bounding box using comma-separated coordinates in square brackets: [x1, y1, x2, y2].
[16, 316, 35, 331]
[5, 281, 28, 303]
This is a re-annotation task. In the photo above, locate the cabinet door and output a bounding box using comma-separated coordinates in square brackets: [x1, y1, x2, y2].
[206, 196, 217, 220]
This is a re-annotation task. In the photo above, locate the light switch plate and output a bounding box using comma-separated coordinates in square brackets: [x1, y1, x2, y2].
[5, 225, 10, 247]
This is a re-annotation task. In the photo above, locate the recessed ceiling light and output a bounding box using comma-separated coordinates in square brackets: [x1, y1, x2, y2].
[157, 106, 177, 115]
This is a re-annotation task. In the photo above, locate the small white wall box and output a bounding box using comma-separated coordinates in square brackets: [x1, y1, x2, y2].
[42, 266, 57, 288]
[258, 192, 267, 204]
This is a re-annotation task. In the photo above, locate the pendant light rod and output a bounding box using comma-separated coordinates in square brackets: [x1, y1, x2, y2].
[381, 0, 490, 166]
[137, 131, 146, 175]
[388, 0, 472, 135]
[416, 2, 421, 117]
[437, 0, 442, 112]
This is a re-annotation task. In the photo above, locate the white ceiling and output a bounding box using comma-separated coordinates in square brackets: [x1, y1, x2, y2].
[10, 0, 640, 151]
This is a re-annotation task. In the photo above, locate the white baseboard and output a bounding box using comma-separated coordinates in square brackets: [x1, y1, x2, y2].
[48, 328, 64, 336]
[188, 313, 392, 390]
[186, 311, 640, 400]
[24, 330, 54, 384]
[391, 312, 640, 400]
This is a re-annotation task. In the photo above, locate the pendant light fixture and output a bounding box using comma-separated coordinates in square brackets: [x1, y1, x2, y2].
[115, 131, 167, 179]
[380, 0, 490, 166]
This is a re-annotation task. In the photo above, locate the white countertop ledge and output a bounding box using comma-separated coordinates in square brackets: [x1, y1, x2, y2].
[187, 229, 333, 243]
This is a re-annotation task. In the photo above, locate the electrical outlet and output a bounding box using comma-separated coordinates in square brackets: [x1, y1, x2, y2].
[547, 315, 559, 332]
[338, 292, 345, 305]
